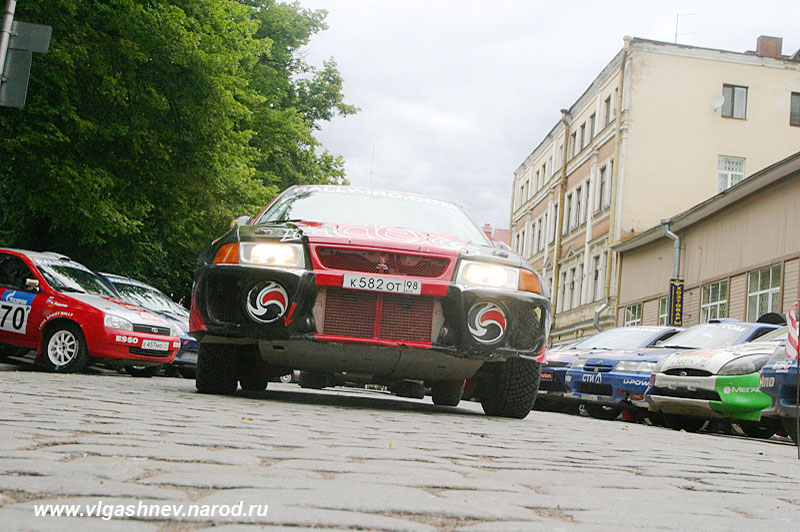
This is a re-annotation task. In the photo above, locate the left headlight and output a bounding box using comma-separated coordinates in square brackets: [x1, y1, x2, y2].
[104, 314, 133, 331]
[240, 242, 304, 268]
[615, 360, 657, 372]
[718, 354, 770, 376]
[568, 358, 586, 369]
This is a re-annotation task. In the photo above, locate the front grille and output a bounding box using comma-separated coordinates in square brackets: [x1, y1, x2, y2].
[321, 288, 434, 343]
[132, 324, 170, 336]
[664, 368, 713, 377]
[129, 347, 172, 357]
[651, 386, 720, 401]
[579, 382, 613, 396]
[584, 363, 614, 373]
[316, 247, 449, 278]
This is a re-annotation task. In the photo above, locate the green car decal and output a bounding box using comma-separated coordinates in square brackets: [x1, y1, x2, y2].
[711, 373, 773, 422]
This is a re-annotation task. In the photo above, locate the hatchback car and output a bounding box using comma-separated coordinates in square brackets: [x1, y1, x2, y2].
[191, 186, 552, 418]
[0, 249, 180, 372]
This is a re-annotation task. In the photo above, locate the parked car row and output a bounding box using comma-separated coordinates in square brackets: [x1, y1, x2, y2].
[0, 247, 197, 376]
[539, 320, 798, 443]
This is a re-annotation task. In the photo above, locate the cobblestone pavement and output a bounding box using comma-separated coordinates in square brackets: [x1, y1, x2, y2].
[1, 362, 800, 531]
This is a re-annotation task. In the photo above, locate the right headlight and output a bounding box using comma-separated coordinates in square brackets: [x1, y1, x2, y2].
[718, 354, 770, 376]
[456, 260, 519, 290]
[615, 360, 657, 372]
[104, 314, 133, 331]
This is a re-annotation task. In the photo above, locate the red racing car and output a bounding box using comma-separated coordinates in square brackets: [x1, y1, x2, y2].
[0, 248, 180, 373]
[191, 186, 552, 418]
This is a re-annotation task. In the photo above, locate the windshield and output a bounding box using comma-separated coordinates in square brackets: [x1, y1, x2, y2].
[572, 327, 667, 350]
[36, 261, 116, 297]
[115, 282, 187, 316]
[658, 323, 750, 349]
[255, 187, 491, 246]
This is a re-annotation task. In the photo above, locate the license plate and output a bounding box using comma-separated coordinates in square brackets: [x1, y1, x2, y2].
[342, 274, 422, 295]
[541, 371, 553, 381]
[142, 339, 169, 351]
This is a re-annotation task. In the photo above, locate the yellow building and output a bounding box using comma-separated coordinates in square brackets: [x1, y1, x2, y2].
[510, 36, 800, 343]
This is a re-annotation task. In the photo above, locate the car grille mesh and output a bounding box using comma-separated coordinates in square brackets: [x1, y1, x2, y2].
[650, 386, 720, 401]
[664, 368, 713, 377]
[322, 288, 433, 342]
[316, 247, 449, 278]
[132, 324, 171, 336]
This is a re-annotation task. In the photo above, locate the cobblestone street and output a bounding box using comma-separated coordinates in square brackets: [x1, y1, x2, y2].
[1, 366, 799, 531]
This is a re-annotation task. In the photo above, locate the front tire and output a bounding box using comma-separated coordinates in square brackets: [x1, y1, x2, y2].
[479, 357, 540, 419]
[782, 418, 799, 444]
[42, 322, 90, 373]
[196, 343, 238, 395]
[663, 413, 707, 433]
[584, 403, 622, 421]
[238, 353, 269, 392]
[431, 380, 463, 407]
[125, 365, 162, 378]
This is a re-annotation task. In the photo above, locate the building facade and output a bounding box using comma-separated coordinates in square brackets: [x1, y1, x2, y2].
[614, 151, 800, 328]
[510, 36, 800, 343]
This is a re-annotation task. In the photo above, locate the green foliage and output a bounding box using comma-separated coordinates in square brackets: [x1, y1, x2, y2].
[0, 0, 356, 302]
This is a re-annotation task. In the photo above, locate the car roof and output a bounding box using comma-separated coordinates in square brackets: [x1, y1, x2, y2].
[0, 247, 73, 262]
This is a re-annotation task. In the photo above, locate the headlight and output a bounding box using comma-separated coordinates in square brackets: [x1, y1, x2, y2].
[568, 358, 586, 369]
[718, 354, 770, 376]
[170, 324, 183, 337]
[104, 314, 133, 331]
[240, 242, 304, 268]
[456, 260, 519, 290]
[769, 343, 790, 360]
[615, 361, 656, 372]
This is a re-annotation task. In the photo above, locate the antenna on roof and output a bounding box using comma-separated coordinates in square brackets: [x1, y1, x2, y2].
[369, 144, 375, 188]
[674, 13, 697, 44]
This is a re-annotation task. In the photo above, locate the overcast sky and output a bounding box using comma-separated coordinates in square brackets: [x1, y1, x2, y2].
[297, 0, 800, 230]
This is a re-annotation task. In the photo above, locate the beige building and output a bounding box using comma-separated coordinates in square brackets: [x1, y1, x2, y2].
[510, 35, 800, 343]
[615, 150, 800, 327]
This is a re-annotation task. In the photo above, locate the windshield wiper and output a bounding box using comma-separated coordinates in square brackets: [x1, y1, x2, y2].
[660, 344, 694, 349]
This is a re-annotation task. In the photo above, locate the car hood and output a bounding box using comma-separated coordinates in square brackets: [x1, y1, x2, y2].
[66, 293, 172, 327]
[238, 222, 523, 268]
[658, 341, 782, 374]
[583, 347, 683, 365]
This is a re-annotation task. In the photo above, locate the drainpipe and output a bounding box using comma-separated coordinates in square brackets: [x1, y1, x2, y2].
[593, 298, 610, 331]
[600, 37, 631, 329]
[662, 222, 680, 279]
[550, 109, 571, 315]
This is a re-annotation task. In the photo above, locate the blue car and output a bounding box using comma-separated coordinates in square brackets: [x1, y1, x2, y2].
[538, 326, 680, 412]
[564, 320, 780, 421]
[759, 344, 799, 444]
[101, 273, 198, 378]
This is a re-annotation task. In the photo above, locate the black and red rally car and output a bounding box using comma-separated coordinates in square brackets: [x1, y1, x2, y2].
[190, 186, 551, 418]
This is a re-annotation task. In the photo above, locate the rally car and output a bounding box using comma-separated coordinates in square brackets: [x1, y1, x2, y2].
[646, 327, 787, 435]
[759, 342, 799, 444]
[190, 185, 552, 418]
[538, 326, 680, 413]
[564, 320, 779, 421]
[0, 249, 180, 372]
[102, 273, 198, 378]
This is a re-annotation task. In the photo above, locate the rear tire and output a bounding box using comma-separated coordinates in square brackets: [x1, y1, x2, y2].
[42, 322, 90, 373]
[196, 343, 238, 395]
[125, 365, 162, 378]
[736, 423, 776, 440]
[178, 366, 196, 379]
[781, 418, 798, 444]
[585, 403, 622, 421]
[431, 380, 463, 407]
[480, 357, 540, 419]
[663, 413, 707, 433]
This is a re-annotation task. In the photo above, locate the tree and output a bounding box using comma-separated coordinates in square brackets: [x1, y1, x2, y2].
[0, 0, 355, 301]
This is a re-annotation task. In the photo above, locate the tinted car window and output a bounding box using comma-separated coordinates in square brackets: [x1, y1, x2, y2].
[257, 188, 490, 246]
[115, 282, 187, 316]
[572, 327, 667, 350]
[658, 323, 750, 349]
[0, 254, 36, 291]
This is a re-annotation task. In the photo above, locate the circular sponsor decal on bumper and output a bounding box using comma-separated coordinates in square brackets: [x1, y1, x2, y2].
[467, 302, 506, 345]
[246, 282, 289, 324]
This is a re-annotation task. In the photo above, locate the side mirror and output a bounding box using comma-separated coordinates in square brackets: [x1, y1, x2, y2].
[230, 215, 253, 229]
[25, 278, 40, 293]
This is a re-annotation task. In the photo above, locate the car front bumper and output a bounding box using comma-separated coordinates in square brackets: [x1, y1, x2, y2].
[565, 369, 651, 408]
[759, 366, 798, 420]
[647, 372, 771, 422]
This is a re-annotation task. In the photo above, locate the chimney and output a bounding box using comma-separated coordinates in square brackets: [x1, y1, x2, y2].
[756, 36, 782, 59]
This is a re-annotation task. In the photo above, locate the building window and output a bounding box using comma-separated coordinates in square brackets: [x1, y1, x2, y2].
[701, 279, 728, 322]
[579, 123, 586, 151]
[625, 303, 642, 326]
[550, 203, 558, 243]
[722, 84, 747, 119]
[574, 265, 583, 308]
[589, 113, 596, 139]
[604, 97, 611, 127]
[658, 296, 669, 326]
[717, 156, 745, 193]
[597, 166, 607, 211]
[563, 194, 572, 234]
[540, 214, 547, 249]
[791, 92, 800, 127]
[566, 267, 576, 311]
[592, 254, 603, 301]
[569, 133, 576, 158]
[543, 161, 547, 183]
[575, 186, 583, 227]
[747, 264, 781, 322]
[558, 270, 567, 313]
